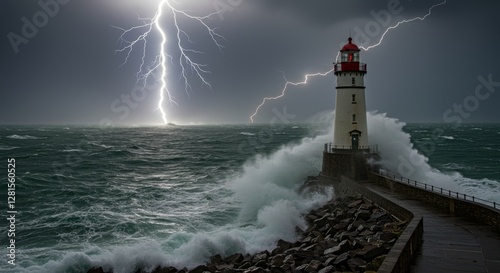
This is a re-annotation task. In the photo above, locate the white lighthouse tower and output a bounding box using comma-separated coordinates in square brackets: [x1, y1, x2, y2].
[333, 37, 369, 149]
[321, 37, 377, 181]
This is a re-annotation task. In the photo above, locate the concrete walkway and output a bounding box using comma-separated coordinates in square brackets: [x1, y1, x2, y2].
[362, 182, 500, 273]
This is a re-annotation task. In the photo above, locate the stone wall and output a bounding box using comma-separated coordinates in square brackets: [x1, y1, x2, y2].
[321, 151, 371, 180]
[368, 173, 500, 231]
[321, 152, 352, 179]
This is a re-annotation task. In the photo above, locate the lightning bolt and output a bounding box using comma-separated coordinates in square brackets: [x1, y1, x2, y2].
[113, 0, 224, 124]
[249, 69, 335, 123]
[250, 0, 447, 123]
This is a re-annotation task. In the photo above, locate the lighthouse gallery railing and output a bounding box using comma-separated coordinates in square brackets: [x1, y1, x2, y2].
[324, 143, 378, 154]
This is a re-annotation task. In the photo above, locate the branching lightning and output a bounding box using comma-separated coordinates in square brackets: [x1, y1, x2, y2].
[113, 0, 223, 124]
[250, 0, 447, 123]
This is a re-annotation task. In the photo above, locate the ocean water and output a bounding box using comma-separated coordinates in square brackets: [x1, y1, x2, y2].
[1, 113, 499, 273]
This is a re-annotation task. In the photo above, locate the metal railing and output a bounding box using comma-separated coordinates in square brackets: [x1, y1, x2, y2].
[376, 170, 499, 211]
[324, 143, 378, 154]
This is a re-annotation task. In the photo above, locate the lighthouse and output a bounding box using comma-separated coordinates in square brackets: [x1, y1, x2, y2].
[320, 37, 378, 181]
[333, 37, 369, 149]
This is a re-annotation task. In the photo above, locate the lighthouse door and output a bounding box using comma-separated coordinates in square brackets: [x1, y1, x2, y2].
[351, 134, 359, 150]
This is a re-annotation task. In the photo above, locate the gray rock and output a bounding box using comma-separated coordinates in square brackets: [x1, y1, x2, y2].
[151, 266, 178, 273]
[324, 239, 351, 255]
[318, 265, 335, 273]
[252, 251, 269, 263]
[295, 264, 308, 271]
[283, 254, 295, 265]
[318, 223, 331, 233]
[311, 230, 322, 237]
[270, 254, 285, 267]
[313, 215, 330, 227]
[215, 263, 234, 271]
[238, 262, 251, 270]
[369, 224, 382, 232]
[87, 267, 106, 273]
[377, 217, 393, 226]
[348, 257, 367, 271]
[347, 208, 358, 218]
[323, 256, 337, 266]
[305, 260, 323, 272]
[280, 263, 293, 272]
[370, 211, 387, 221]
[333, 252, 349, 266]
[243, 267, 267, 273]
[188, 265, 209, 273]
[378, 231, 398, 242]
[277, 239, 293, 250]
[339, 230, 359, 241]
[359, 203, 375, 211]
[351, 239, 366, 250]
[301, 236, 313, 244]
[347, 199, 363, 208]
[211, 254, 223, 264]
[271, 247, 285, 256]
[356, 245, 388, 260]
[295, 250, 316, 259]
[302, 243, 318, 252]
[253, 260, 267, 269]
[335, 210, 346, 220]
[355, 209, 371, 221]
[332, 221, 349, 232]
[305, 214, 318, 223]
[225, 253, 244, 264]
[283, 247, 300, 256]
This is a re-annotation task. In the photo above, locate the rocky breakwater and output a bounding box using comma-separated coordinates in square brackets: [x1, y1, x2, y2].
[88, 196, 407, 273]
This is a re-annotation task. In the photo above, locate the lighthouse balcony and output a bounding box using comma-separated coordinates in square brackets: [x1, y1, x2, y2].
[324, 143, 378, 154]
[334, 63, 367, 73]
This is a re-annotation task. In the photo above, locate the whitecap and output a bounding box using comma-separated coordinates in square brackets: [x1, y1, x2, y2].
[441, 163, 473, 171]
[0, 146, 18, 150]
[239, 132, 255, 136]
[89, 142, 112, 148]
[7, 134, 40, 140]
[63, 149, 85, 153]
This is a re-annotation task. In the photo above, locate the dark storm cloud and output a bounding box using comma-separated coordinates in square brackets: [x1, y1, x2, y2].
[253, 0, 452, 25]
[1, 0, 499, 124]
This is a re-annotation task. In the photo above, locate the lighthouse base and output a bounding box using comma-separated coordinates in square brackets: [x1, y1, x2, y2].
[320, 147, 379, 181]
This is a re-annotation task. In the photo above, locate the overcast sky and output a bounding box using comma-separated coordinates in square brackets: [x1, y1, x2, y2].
[1, 0, 499, 125]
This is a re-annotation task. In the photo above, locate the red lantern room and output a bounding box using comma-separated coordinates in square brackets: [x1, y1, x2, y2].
[334, 37, 367, 75]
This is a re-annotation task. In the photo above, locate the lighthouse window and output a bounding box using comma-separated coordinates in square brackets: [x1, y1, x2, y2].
[352, 114, 357, 123]
[352, 77, 355, 85]
[353, 52, 360, 62]
[341, 53, 349, 62]
[352, 94, 357, 104]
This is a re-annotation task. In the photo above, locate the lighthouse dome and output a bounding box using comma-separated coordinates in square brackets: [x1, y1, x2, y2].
[341, 37, 360, 51]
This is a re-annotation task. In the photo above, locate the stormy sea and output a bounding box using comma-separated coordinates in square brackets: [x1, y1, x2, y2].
[1, 113, 499, 273]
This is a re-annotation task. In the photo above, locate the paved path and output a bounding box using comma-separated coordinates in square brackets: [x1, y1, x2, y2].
[362, 182, 500, 273]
